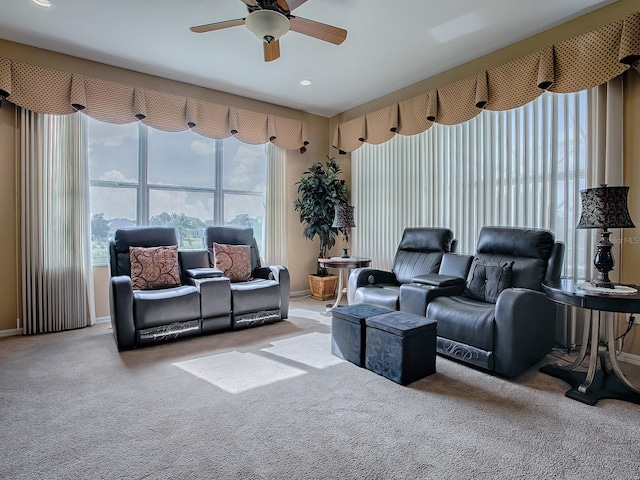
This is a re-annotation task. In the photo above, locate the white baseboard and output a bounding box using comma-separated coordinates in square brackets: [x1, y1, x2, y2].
[618, 352, 640, 366]
[290, 290, 311, 298]
[0, 328, 22, 338]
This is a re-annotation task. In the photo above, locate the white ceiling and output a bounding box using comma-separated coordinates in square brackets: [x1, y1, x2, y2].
[0, 0, 616, 117]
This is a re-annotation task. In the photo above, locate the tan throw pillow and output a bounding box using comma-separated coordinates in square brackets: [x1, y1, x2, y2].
[129, 245, 181, 290]
[213, 243, 252, 282]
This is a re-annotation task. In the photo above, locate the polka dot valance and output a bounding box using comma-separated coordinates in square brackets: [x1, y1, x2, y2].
[333, 11, 640, 153]
[0, 58, 309, 152]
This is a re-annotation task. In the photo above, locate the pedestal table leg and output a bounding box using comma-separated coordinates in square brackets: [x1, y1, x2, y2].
[555, 309, 592, 371]
[326, 268, 344, 311]
[606, 313, 640, 394]
[578, 312, 600, 394]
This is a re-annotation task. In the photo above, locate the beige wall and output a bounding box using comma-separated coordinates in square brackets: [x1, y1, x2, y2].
[620, 69, 640, 354]
[93, 266, 110, 319]
[620, 72, 640, 285]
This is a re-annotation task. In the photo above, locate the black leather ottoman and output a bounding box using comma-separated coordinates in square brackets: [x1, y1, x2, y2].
[365, 311, 437, 385]
[331, 304, 393, 367]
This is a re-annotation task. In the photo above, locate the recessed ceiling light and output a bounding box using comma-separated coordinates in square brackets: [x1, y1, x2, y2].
[31, 0, 52, 7]
[300, 80, 312, 86]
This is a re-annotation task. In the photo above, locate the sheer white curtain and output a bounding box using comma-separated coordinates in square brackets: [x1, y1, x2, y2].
[352, 88, 608, 281]
[20, 109, 95, 333]
[264, 143, 288, 265]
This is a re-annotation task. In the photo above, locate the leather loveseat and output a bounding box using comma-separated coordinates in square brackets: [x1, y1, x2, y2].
[108, 225, 290, 351]
[109, 226, 231, 351]
[401, 226, 564, 377]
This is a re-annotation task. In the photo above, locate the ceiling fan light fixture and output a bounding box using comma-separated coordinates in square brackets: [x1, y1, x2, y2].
[31, 0, 53, 6]
[245, 10, 290, 44]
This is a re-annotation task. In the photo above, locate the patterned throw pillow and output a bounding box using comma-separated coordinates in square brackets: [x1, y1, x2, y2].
[463, 258, 514, 304]
[129, 245, 181, 290]
[213, 243, 252, 282]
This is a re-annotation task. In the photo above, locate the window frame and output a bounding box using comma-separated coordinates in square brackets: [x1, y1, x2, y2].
[89, 121, 267, 265]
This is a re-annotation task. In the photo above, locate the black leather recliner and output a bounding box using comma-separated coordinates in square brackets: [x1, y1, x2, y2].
[108, 226, 231, 351]
[420, 226, 564, 378]
[347, 228, 456, 310]
[204, 225, 290, 328]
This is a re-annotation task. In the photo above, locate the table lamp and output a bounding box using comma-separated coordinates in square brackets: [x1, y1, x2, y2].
[576, 184, 635, 288]
[332, 203, 356, 258]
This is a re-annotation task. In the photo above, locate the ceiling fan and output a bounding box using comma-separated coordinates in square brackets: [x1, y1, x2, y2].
[190, 0, 347, 62]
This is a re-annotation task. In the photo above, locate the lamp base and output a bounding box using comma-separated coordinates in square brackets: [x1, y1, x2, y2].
[341, 248, 350, 258]
[591, 277, 615, 289]
[592, 229, 615, 289]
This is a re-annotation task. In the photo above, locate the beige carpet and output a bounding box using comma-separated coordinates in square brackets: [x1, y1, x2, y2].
[1, 297, 640, 480]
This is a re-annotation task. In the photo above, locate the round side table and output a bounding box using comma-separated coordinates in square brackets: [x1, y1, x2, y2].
[317, 257, 371, 311]
[541, 279, 640, 406]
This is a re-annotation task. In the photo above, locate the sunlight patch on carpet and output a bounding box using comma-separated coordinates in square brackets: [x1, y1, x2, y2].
[262, 332, 344, 369]
[289, 308, 331, 325]
[174, 351, 306, 394]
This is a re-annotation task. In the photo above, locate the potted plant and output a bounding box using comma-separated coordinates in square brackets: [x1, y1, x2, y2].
[294, 156, 348, 300]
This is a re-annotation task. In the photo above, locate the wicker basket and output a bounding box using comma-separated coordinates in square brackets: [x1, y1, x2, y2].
[308, 274, 338, 301]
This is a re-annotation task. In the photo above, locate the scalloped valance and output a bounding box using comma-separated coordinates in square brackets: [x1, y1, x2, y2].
[0, 58, 309, 153]
[333, 11, 640, 153]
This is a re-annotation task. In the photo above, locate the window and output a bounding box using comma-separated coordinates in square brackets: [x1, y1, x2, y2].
[88, 118, 267, 263]
[352, 90, 588, 279]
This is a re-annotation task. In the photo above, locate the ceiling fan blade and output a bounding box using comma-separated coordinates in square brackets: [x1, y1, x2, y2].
[276, 0, 308, 12]
[264, 40, 281, 62]
[239, 0, 260, 6]
[289, 17, 347, 45]
[190, 18, 245, 33]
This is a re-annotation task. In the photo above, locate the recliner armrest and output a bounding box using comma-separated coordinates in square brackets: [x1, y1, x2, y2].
[196, 276, 231, 319]
[412, 274, 465, 287]
[185, 268, 223, 279]
[253, 265, 290, 319]
[493, 288, 556, 377]
[347, 268, 398, 304]
[109, 275, 136, 351]
[399, 282, 466, 316]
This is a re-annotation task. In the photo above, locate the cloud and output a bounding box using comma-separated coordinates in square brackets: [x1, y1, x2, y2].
[191, 140, 216, 156]
[90, 186, 136, 220]
[227, 144, 267, 191]
[91, 187, 215, 222]
[101, 136, 131, 147]
[87, 119, 137, 147]
[99, 170, 137, 183]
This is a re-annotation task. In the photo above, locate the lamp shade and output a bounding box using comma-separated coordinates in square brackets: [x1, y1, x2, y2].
[576, 185, 635, 229]
[332, 204, 356, 229]
[245, 10, 290, 44]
